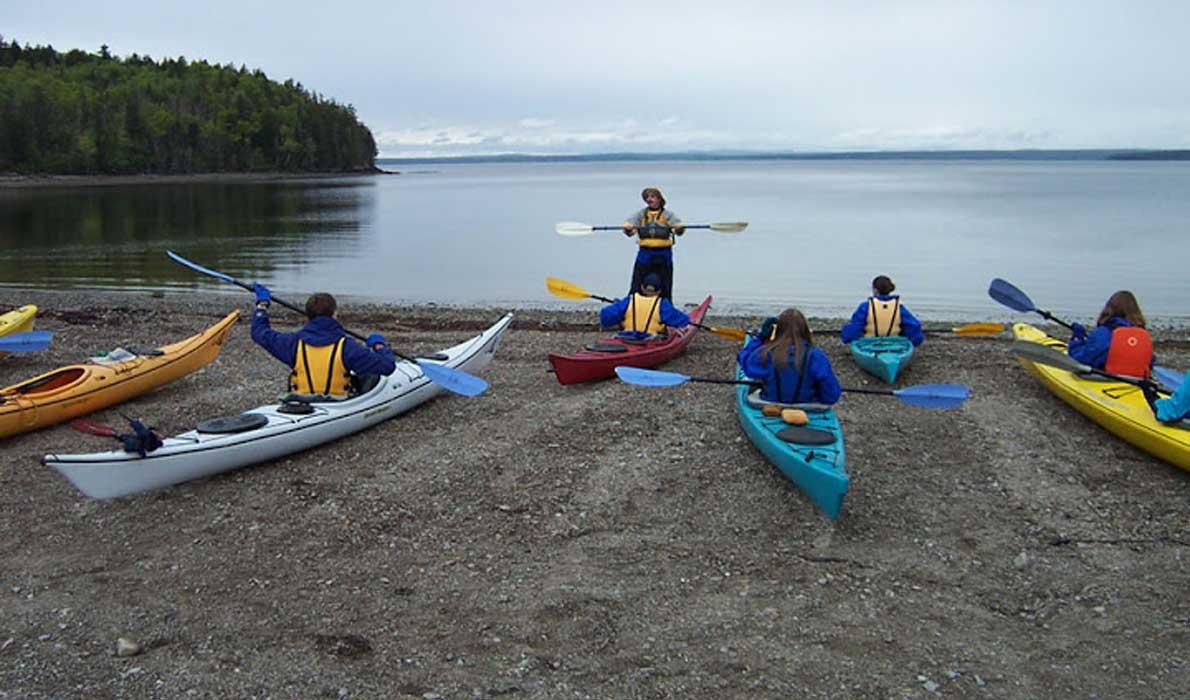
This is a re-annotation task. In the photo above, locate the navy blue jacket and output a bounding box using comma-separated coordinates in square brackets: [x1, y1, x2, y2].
[251, 309, 396, 376]
[737, 336, 842, 405]
[599, 295, 691, 331]
[1067, 316, 1150, 370]
[840, 295, 925, 346]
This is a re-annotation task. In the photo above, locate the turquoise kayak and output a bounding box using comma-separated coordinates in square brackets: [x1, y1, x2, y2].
[849, 336, 914, 383]
[734, 369, 848, 519]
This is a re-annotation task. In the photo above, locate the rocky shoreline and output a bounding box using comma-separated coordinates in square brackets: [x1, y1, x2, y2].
[1, 288, 1187, 699]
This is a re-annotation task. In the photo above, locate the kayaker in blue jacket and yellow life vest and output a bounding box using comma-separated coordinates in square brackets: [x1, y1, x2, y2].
[1068, 290, 1153, 378]
[599, 273, 691, 341]
[840, 275, 925, 347]
[739, 308, 842, 405]
[623, 186, 685, 300]
[250, 284, 396, 397]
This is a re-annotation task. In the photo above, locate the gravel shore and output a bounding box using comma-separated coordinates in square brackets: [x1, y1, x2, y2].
[1, 288, 1187, 699]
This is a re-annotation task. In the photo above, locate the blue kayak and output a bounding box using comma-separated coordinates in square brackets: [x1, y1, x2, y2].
[848, 336, 914, 384]
[734, 369, 849, 519]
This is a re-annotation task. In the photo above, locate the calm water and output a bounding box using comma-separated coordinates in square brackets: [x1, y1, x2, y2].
[1, 160, 1187, 324]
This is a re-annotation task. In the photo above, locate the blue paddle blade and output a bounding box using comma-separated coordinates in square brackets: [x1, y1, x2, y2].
[167, 250, 238, 284]
[415, 359, 488, 397]
[893, 383, 971, 409]
[0, 330, 53, 353]
[988, 278, 1036, 313]
[614, 366, 689, 387]
[1154, 365, 1184, 393]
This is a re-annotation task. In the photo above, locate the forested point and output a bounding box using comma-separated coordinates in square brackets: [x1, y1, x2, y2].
[0, 38, 378, 175]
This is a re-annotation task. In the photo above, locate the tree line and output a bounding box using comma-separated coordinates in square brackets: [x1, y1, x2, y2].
[0, 38, 377, 174]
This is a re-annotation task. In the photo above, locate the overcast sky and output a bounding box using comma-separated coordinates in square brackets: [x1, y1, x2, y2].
[4, 1, 1188, 157]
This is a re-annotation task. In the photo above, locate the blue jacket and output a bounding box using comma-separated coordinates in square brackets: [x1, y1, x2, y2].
[737, 336, 842, 405]
[1067, 316, 1150, 370]
[1155, 373, 1190, 422]
[251, 309, 396, 376]
[599, 295, 691, 331]
[839, 295, 925, 346]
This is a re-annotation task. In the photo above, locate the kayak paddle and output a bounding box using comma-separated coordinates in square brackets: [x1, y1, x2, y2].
[1153, 365, 1184, 393]
[555, 221, 748, 236]
[926, 322, 1005, 337]
[0, 330, 53, 353]
[545, 276, 749, 341]
[988, 278, 1074, 330]
[613, 367, 970, 409]
[166, 250, 489, 397]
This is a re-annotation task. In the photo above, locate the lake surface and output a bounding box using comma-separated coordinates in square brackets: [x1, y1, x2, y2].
[1, 160, 1187, 324]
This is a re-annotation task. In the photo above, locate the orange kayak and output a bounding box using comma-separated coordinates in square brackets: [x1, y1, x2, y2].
[0, 311, 239, 439]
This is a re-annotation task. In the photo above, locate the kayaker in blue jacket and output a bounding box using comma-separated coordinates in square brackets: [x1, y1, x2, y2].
[622, 186, 685, 300]
[840, 275, 925, 347]
[739, 308, 842, 405]
[250, 284, 396, 397]
[1068, 290, 1153, 377]
[599, 273, 691, 340]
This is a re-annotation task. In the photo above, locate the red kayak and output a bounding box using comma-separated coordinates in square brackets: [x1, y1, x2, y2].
[548, 295, 712, 385]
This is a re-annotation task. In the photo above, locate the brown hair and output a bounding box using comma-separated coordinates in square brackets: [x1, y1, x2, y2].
[1096, 290, 1146, 328]
[762, 308, 813, 370]
[641, 186, 666, 208]
[872, 275, 895, 295]
[305, 292, 337, 319]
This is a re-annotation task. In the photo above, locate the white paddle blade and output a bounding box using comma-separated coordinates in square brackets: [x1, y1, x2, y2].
[709, 221, 749, 233]
[555, 222, 596, 236]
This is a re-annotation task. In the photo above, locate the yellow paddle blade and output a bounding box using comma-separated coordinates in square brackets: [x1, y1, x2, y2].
[708, 325, 749, 342]
[951, 322, 1005, 336]
[708, 221, 749, 233]
[545, 276, 592, 301]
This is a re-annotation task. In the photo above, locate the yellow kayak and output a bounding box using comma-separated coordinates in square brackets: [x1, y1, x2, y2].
[1013, 322, 1189, 471]
[0, 305, 38, 359]
[0, 311, 239, 439]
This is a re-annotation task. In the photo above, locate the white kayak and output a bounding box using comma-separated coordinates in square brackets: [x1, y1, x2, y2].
[46, 313, 513, 498]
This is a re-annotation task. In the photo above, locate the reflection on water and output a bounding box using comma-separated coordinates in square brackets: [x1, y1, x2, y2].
[0, 163, 1188, 325]
[0, 178, 373, 289]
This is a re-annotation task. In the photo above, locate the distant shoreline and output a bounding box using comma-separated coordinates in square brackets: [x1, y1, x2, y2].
[0, 170, 396, 189]
[379, 149, 1190, 165]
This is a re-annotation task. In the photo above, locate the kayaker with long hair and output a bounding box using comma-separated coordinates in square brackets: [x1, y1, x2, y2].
[250, 284, 396, 397]
[1068, 290, 1153, 377]
[840, 275, 925, 347]
[622, 186, 685, 300]
[739, 308, 841, 404]
[599, 273, 691, 341]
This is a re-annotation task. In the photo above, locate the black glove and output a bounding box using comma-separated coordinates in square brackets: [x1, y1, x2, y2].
[759, 316, 778, 341]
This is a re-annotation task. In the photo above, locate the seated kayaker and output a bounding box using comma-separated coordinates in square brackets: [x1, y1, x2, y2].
[840, 275, 925, 347]
[622, 186, 685, 300]
[1068, 290, 1153, 377]
[1154, 372, 1190, 423]
[599, 273, 690, 341]
[740, 308, 842, 405]
[250, 284, 396, 398]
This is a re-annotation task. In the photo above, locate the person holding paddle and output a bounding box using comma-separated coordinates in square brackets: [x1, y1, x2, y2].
[623, 186, 685, 300]
[251, 284, 396, 397]
[1068, 290, 1153, 377]
[840, 275, 925, 347]
[598, 273, 691, 341]
[739, 308, 841, 405]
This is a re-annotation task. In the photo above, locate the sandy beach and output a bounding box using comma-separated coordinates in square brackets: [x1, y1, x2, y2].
[1, 288, 1187, 699]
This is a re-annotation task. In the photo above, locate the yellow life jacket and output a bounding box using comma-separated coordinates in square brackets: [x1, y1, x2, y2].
[635, 209, 676, 249]
[624, 293, 666, 335]
[863, 296, 902, 337]
[290, 338, 352, 397]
